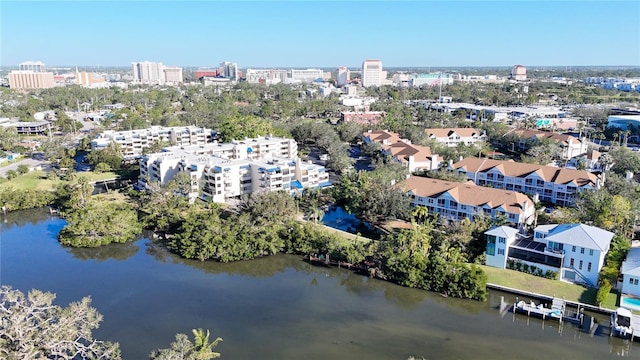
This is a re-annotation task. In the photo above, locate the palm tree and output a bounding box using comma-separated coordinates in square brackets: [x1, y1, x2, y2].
[191, 328, 222, 360]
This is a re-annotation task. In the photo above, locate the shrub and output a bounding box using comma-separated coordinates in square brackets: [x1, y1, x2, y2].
[522, 263, 530, 273]
[17, 164, 30, 174]
[5, 170, 18, 180]
[596, 279, 612, 306]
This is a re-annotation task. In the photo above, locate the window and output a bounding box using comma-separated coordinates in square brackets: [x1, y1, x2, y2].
[588, 262, 592, 272]
[499, 237, 506, 244]
[636, 279, 639, 286]
[630, 278, 634, 284]
[580, 247, 585, 254]
[498, 248, 504, 255]
[486, 236, 496, 256]
[570, 258, 574, 267]
[572, 246, 576, 252]
[589, 249, 594, 256]
[579, 260, 583, 270]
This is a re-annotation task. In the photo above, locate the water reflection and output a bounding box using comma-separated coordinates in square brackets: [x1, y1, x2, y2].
[65, 241, 140, 262]
[1, 207, 55, 230]
[2, 210, 638, 359]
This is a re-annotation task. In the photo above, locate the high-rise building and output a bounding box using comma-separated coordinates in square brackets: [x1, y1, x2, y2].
[19, 61, 47, 72]
[336, 66, 349, 87]
[362, 59, 383, 87]
[510, 65, 527, 81]
[163, 66, 184, 84]
[219, 61, 239, 81]
[132, 61, 165, 84]
[8, 61, 55, 89]
[75, 68, 106, 87]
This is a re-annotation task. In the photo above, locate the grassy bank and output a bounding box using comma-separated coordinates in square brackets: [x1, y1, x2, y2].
[0, 170, 119, 192]
[480, 265, 618, 309]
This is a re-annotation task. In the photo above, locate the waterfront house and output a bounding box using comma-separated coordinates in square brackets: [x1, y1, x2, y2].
[484, 223, 614, 286]
[621, 248, 640, 298]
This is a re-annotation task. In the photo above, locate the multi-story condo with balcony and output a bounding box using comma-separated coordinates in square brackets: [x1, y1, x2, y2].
[403, 176, 535, 228]
[509, 129, 587, 160]
[424, 128, 488, 148]
[138, 136, 327, 203]
[91, 126, 216, 159]
[485, 223, 613, 286]
[450, 158, 602, 206]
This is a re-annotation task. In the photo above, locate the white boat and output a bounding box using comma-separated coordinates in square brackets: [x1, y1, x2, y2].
[514, 300, 563, 320]
[610, 307, 634, 338]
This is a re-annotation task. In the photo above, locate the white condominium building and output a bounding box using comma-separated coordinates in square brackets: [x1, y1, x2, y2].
[91, 126, 216, 158]
[362, 59, 383, 87]
[138, 136, 328, 203]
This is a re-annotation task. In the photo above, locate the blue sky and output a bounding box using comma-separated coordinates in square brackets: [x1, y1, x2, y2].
[1, 1, 639, 68]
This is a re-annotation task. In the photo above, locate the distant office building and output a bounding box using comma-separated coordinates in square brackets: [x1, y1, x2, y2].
[19, 61, 47, 72]
[195, 68, 219, 79]
[8, 71, 55, 90]
[362, 60, 383, 87]
[336, 67, 349, 87]
[75, 69, 106, 87]
[163, 66, 184, 84]
[132, 61, 165, 84]
[245, 69, 288, 84]
[510, 65, 527, 81]
[341, 111, 385, 126]
[290, 69, 324, 83]
[219, 61, 239, 81]
[410, 73, 454, 87]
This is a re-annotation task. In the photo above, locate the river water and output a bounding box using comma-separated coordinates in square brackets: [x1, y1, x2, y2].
[0, 208, 636, 359]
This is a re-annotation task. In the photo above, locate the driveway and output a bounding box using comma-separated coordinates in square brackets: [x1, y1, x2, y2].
[0, 158, 47, 178]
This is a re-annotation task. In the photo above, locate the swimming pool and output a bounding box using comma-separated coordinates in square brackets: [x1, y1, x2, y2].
[620, 296, 640, 311]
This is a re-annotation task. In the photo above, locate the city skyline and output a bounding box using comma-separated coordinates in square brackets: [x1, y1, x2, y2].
[1, 1, 639, 68]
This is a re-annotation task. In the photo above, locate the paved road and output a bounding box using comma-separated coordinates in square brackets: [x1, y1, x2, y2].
[0, 158, 47, 178]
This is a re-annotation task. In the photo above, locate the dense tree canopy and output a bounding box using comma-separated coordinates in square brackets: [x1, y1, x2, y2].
[0, 286, 121, 359]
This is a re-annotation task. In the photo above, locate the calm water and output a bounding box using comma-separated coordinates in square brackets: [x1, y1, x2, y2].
[0, 209, 636, 359]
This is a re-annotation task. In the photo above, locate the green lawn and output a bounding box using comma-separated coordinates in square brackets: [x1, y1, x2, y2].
[0, 170, 119, 192]
[77, 171, 119, 182]
[480, 265, 619, 309]
[0, 170, 60, 191]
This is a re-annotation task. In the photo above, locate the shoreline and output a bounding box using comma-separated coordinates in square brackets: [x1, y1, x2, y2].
[487, 282, 614, 315]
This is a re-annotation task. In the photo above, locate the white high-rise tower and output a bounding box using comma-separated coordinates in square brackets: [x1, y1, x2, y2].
[361, 59, 382, 88]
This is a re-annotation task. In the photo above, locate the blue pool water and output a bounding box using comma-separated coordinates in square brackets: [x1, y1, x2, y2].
[321, 205, 380, 239]
[621, 296, 640, 311]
